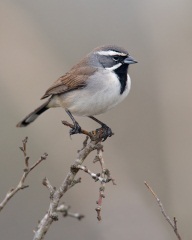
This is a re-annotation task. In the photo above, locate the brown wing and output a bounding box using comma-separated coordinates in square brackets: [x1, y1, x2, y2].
[41, 60, 96, 99]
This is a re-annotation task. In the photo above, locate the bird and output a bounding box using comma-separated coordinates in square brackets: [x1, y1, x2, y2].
[16, 45, 137, 140]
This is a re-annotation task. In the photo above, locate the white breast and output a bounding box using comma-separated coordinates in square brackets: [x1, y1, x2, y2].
[50, 70, 131, 116]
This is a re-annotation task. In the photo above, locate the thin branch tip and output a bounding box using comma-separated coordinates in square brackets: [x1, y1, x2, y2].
[145, 181, 182, 240]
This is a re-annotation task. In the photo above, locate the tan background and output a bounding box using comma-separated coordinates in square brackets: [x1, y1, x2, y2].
[0, 1, 192, 239]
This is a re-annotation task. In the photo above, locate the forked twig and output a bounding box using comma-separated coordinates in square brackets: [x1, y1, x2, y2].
[0, 137, 47, 212]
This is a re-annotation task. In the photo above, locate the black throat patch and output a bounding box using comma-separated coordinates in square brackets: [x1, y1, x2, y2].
[114, 64, 129, 94]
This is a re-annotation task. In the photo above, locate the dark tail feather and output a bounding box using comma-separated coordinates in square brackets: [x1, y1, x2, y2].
[16, 100, 50, 127]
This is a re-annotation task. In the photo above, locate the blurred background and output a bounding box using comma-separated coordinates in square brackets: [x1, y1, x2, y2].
[0, 0, 192, 239]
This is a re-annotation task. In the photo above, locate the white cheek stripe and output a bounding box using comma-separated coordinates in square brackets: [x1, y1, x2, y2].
[97, 50, 127, 56]
[105, 63, 122, 70]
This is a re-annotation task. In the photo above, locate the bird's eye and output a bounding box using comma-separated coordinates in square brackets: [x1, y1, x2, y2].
[112, 56, 119, 61]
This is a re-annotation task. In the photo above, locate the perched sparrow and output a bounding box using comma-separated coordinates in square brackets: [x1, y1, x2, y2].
[17, 45, 137, 140]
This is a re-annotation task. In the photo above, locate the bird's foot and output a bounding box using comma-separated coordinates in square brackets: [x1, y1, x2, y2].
[101, 124, 113, 141]
[92, 124, 114, 142]
[62, 119, 113, 141]
[69, 122, 82, 135]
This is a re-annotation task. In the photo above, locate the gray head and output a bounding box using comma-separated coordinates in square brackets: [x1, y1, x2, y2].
[88, 45, 137, 70]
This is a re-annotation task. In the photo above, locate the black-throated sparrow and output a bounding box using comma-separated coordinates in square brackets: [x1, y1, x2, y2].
[17, 45, 137, 140]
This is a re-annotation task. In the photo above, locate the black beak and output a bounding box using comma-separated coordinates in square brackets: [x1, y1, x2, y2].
[124, 56, 138, 64]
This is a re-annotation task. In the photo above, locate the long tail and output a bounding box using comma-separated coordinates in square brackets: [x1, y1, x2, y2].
[16, 100, 50, 127]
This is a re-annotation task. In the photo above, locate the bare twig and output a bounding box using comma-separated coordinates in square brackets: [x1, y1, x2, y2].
[56, 203, 84, 220]
[144, 181, 182, 240]
[73, 165, 111, 183]
[95, 147, 105, 221]
[0, 137, 47, 212]
[42, 177, 55, 196]
[94, 146, 116, 221]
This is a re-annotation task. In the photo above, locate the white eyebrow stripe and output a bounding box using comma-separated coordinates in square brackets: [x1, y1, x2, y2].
[105, 63, 122, 70]
[97, 50, 127, 56]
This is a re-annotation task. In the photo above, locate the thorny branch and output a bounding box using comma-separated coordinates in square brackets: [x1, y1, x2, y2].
[0, 137, 47, 212]
[144, 181, 182, 240]
[33, 124, 114, 240]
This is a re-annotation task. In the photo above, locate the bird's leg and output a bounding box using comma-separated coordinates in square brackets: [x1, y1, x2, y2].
[65, 110, 81, 135]
[89, 116, 113, 141]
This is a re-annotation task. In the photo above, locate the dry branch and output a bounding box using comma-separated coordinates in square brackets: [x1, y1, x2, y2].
[0, 137, 47, 212]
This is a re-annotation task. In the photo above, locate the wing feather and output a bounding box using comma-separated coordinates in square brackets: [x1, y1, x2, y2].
[41, 60, 96, 99]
